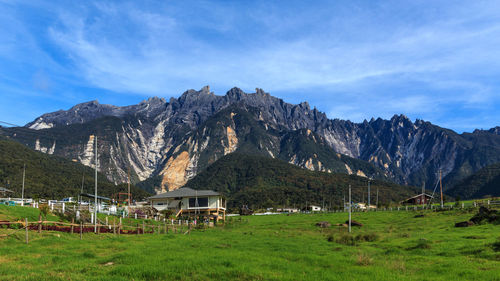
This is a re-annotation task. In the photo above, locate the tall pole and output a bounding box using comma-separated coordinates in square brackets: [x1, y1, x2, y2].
[80, 172, 84, 206]
[422, 183, 425, 207]
[343, 190, 345, 211]
[94, 135, 98, 233]
[21, 163, 25, 206]
[439, 169, 443, 208]
[367, 179, 371, 211]
[348, 184, 352, 233]
[128, 166, 131, 217]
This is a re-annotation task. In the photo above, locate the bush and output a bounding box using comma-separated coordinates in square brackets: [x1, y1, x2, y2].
[492, 239, 500, 252]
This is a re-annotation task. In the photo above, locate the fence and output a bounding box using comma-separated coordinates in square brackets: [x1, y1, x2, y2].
[0, 216, 209, 244]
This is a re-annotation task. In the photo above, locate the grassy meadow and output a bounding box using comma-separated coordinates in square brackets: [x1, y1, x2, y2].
[0, 205, 499, 280]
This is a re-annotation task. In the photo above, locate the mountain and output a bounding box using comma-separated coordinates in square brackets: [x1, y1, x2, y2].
[447, 163, 500, 199]
[183, 153, 417, 209]
[2, 86, 500, 194]
[0, 136, 150, 199]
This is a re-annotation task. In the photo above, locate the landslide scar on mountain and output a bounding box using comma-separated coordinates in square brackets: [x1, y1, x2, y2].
[224, 126, 238, 155]
[160, 151, 190, 192]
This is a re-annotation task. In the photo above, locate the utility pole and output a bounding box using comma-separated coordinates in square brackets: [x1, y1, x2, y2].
[439, 169, 443, 208]
[80, 172, 84, 206]
[94, 135, 98, 233]
[128, 166, 131, 217]
[422, 183, 425, 207]
[343, 190, 346, 211]
[367, 179, 371, 211]
[21, 163, 26, 206]
[348, 184, 352, 233]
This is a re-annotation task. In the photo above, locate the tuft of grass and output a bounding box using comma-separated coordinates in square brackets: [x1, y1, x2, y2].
[356, 233, 379, 242]
[335, 233, 357, 246]
[408, 238, 432, 250]
[356, 252, 373, 266]
[81, 251, 96, 259]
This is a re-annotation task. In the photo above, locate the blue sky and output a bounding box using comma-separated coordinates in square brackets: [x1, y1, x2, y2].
[0, 0, 499, 132]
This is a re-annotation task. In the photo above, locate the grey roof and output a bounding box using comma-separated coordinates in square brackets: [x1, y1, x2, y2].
[148, 187, 220, 199]
[0, 187, 13, 193]
[80, 193, 111, 201]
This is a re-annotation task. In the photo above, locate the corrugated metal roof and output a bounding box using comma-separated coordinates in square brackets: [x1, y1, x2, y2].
[80, 193, 111, 201]
[0, 187, 13, 193]
[148, 187, 220, 199]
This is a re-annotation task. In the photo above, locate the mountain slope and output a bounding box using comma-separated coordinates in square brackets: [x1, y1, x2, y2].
[0, 136, 150, 199]
[447, 163, 500, 199]
[4, 86, 500, 194]
[184, 153, 418, 209]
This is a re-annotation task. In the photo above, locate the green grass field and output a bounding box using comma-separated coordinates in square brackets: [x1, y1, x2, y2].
[0, 205, 499, 280]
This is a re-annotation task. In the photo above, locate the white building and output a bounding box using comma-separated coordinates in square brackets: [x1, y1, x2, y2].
[310, 205, 321, 212]
[148, 188, 226, 220]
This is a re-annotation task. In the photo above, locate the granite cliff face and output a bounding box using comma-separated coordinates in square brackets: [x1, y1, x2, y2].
[6, 86, 500, 193]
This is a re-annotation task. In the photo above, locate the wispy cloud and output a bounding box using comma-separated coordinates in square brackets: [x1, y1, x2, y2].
[0, 0, 499, 131]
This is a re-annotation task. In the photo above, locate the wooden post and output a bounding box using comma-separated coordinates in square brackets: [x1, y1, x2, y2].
[118, 218, 122, 236]
[80, 221, 83, 240]
[38, 214, 42, 233]
[113, 218, 116, 235]
[71, 218, 74, 234]
[142, 221, 145, 234]
[25, 218, 29, 244]
[164, 222, 167, 234]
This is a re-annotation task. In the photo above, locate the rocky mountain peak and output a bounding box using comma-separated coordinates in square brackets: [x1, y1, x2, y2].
[226, 87, 246, 100]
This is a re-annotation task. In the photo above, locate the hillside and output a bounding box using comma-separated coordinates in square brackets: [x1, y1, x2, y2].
[0, 137, 150, 199]
[447, 163, 500, 199]
[184, 153, 418, 209]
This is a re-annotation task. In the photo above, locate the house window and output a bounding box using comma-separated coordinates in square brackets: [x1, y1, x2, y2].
[189, 197, 208, 208]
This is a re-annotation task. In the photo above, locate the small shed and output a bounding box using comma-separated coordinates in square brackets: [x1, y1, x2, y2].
[401, 193, 433, 205]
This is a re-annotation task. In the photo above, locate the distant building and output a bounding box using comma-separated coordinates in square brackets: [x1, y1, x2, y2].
[356, 203, 376, 210]
[400, 193, 433, 205]
[148, 188, 226, 220]
[0, 186, 13, 197]
[310, 205, 321, 212]
[276, 208, 299, 213]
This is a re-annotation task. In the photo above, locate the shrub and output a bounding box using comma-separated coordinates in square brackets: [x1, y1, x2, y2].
[492, 239, 500, 252]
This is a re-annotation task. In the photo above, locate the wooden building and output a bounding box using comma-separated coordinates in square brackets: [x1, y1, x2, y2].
[148, 188, 226, 220]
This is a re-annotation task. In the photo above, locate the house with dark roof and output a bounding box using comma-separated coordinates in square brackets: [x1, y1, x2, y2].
[148, 188, 226, 220]
[400, 193, 433, 205]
